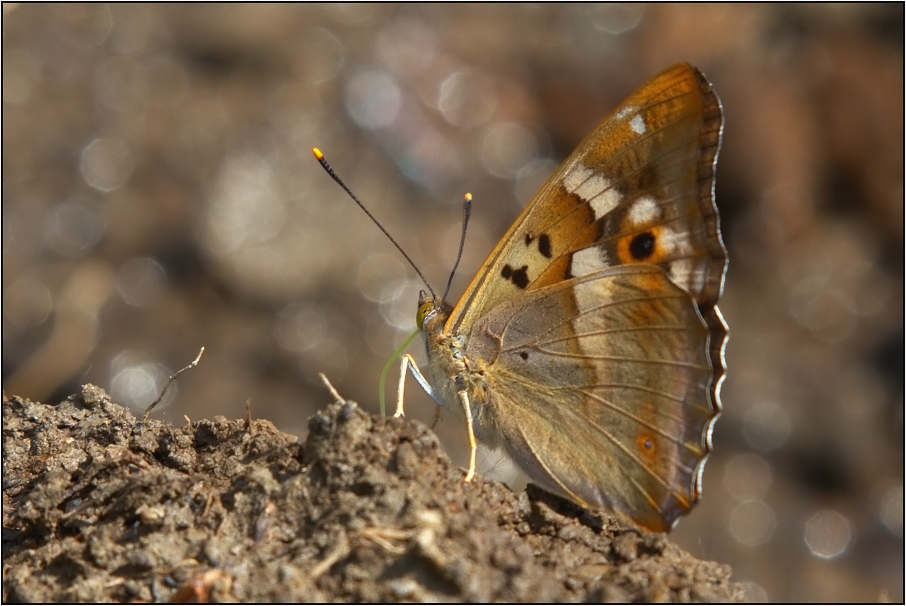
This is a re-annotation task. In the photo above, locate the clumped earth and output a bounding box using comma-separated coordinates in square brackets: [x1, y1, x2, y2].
[2, 385, 743, 602]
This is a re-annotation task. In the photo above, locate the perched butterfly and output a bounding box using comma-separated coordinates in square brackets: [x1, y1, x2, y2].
[319, 63, 727, 532]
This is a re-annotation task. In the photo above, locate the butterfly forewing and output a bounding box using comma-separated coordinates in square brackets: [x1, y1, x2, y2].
[448, 64, 725, 335]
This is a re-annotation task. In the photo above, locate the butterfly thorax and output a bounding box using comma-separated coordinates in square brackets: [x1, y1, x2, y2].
[418, 293, 497, 442]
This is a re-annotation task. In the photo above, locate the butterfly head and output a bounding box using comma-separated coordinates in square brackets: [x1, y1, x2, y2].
[416, 290, 452, 333]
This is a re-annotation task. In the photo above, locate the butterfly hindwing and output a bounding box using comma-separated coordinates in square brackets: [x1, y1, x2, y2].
[464, 265, 713, 531]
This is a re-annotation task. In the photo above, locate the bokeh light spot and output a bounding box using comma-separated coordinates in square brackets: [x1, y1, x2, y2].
[206, 154, 285, 252]
[80, 138, 136, 192]
[588, 4, 645, 34]
[729, 499, 777, 546]
[297, 27, 344, 83]
[357, 253, 408, 303]
[724, 453, 773, 500]
[110, 358, 172, 415]
[45, 200, 105, 257]
[481, 122, 537, 179]
[3, 277, 53, 328]
[345, 68, 401, 129]
[741, 581, 769, 603]
[804, 510, 852, 559]
[116, 257, 165, 307]
[437, 68, 497, 128]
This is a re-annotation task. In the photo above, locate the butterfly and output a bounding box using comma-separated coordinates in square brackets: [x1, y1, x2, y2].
[317, 63, 727, 532]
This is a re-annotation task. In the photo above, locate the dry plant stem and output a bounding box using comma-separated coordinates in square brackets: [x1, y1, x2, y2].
[309, 535, 350, 579]
[141, 347, 205, 421]
[319, 373, 345, 404]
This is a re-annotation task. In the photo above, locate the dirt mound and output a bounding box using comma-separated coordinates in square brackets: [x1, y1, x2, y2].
[2, 385, 743, 602]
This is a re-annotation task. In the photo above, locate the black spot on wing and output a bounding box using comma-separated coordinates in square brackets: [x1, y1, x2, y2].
[629, 232, 655, 260]
[537, 233, 552, 258]
[524, 232, 552, 259]
[501, 264, 530, 289]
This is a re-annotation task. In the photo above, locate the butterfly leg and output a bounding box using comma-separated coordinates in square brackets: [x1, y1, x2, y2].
[397, 354, 478, 484]
[457, 389, 478, 483]
[395, 353, 441, 418]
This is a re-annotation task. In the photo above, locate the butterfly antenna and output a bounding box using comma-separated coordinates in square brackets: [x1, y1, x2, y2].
[442, 193, 472, 301]
[313, 148, 437, 300]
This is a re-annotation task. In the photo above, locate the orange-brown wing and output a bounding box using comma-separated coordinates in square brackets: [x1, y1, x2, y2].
[448, 64, 725, 339]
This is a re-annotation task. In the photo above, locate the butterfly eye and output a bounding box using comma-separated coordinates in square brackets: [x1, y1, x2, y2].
[415, 301, 435, 330]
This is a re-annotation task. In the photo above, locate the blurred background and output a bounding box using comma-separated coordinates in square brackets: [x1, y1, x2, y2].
[3, 4, 902, 601]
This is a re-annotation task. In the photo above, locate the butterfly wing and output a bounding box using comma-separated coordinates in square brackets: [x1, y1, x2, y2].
[445, 64, 727, 530]
[464, 265, 714, 531]
[448, 63, 725, 332]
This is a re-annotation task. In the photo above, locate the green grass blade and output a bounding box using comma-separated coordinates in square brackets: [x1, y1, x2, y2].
[379, 328, 420, 417]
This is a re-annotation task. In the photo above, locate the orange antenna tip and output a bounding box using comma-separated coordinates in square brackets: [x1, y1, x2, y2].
[464, 192, 472, 201]
[312, 148, 324, 160]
